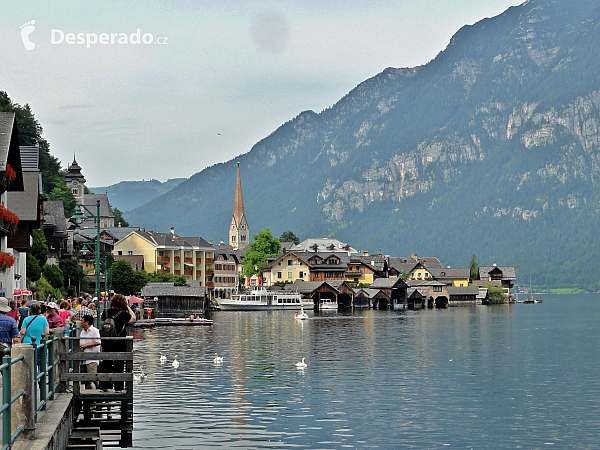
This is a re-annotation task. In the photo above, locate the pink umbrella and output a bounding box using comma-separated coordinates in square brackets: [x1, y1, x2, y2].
[128, 296, 144, 304]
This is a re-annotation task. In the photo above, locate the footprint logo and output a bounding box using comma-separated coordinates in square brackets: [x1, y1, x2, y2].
[20, 20, 36, 50]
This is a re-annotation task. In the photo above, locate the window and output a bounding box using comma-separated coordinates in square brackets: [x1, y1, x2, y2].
[288, 272, 293, 279]
[299, 272, 304, 278]
[231, 236, 236, 242]
[72, 188, 78, 195]
[128, 251, 133, 256]
[288, 260, 293, 266]
[117, 251, 123, 255]
[433, 286, 442, 292]
[277, 272, 282, 279]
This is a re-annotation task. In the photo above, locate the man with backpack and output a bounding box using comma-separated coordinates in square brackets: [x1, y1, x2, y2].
[99, 293, 136, 392]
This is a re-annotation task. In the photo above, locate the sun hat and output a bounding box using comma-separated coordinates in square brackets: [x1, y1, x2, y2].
[0, 297, 9, 313]
[46, 301, 59, 310]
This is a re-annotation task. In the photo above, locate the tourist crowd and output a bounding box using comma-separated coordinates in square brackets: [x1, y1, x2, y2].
[0, 293, 136, 392]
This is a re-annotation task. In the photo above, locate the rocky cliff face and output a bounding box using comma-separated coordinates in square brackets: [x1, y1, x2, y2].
[128, 0, 600, 289]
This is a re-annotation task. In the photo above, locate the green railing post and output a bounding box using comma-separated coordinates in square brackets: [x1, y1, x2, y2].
[31, 337, 38, 420]
[39, 336, 47, 411]
[2, 348, 11, 448]
[47, 337, 55, 401]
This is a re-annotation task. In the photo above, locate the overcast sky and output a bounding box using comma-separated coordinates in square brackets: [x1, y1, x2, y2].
[1, 0, 522, 187]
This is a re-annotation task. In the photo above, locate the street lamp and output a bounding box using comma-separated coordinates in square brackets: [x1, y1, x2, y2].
[72, 199, 101, 327]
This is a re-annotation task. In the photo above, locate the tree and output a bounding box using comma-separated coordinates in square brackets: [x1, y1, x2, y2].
[32, 229, 48, 268]
[469, 254, 479, 283]
[279, 230, 300, 245]
[243, 229, 281, 278]
[59, 258, 85, 291]
[47, 175, 76, 217]
[111, 260, 148, 295]
[42, 264, 64, 289]
[113, 208, 130, 227]
[486, 284, 508, 304]
[146, 271, 187, 286]
[26, 253, 42, 282]
[33, 276, 62, 301]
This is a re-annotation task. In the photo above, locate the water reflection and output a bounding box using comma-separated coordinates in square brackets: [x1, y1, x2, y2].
[131, 297, 600, 448]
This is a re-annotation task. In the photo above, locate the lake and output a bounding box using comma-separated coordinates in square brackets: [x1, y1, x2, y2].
[130, 294, 600, 449]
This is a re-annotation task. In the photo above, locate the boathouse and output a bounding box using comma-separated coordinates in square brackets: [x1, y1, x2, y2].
[368, 277, 408, 310]
[140, 281, 208, 317]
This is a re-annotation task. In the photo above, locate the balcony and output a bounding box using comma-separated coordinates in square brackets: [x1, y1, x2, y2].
[196, 270, 202, 277]
[205, 281, 214, 288]
[174, 256, 181, 263]
[174, 270, 181, 275]
[205, 270, 214, 277]
[158, 269, 170, 274]
[157, 256, 170, 263]
[196, 258, 202, 264]
[205, 258, 214, 264]
[346, 270, 362, 276]
[184, 257, 193, 263]
[184, 269, 193, 276]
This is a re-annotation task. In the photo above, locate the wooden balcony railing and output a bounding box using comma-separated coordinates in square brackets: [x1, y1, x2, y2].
[205, 270, 214, 277]
[158, 269, 170, 274]
[346, 270, 362, 276]
[184, 257, 193, 263]
[196, 270, 202, 277]
[174, 256, 181, 263]
[184, 269, 193, 276]
[196, 258, 202, 264]
[205, 281, 214, 288]
[174, 270, 181, 275]
[157, 256, 170, 263]
[205, 258, 214, 264]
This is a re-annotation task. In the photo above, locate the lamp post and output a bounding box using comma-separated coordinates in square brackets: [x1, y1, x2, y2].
[72, 199, 101, 327]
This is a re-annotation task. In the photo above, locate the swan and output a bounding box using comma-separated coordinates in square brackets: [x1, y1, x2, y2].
[296, 357, 307, 368]
[159, 352, 167, 364]
[172, 355, 180, 369]
[213, 353, 224, 364]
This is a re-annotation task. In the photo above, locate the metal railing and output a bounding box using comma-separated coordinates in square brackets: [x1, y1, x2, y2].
[0, 348, 25, 450]
[32, 333, 60, 418]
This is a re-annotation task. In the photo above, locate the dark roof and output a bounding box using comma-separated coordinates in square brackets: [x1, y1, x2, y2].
[370, 278, 407, 289]
[7, 170, 40, 222]
[124, 230, 213, 251]
[406, 279, 446, 287]
[447, 287, 479, 296]
[478, 266, 517, 280]
[19, 146, 39, 170]
[353, 288, 381, 298]
[388, 256, 443, 269]
[429, 268, 470, 279]
[387, 259, 419, 274]
[140, 282, 207, 298]
[82, 194, 114, 218]
[43, 201, 68, 234]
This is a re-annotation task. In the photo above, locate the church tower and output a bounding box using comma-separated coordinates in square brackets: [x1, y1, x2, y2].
[65, 154, 86, 206]
[229, 161, 249, 248]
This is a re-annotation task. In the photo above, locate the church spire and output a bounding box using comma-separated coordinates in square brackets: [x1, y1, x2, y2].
[229, 160, 249, 248]
[233, 160, 245, 222]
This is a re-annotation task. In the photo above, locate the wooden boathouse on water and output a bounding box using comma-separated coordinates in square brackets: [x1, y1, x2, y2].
[140, 281, 209, 317]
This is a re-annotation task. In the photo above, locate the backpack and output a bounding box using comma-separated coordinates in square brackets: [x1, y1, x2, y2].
[100, 310, 126, 337]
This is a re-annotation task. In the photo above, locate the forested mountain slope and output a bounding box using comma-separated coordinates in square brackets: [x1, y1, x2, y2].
[128, 0, 600, 290]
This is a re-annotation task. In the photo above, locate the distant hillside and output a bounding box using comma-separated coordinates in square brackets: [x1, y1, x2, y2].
[127, 0, 600, 291]
[90, 178, 185, 212]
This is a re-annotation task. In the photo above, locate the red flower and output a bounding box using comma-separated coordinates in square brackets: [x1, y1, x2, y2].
[5, 164, 16, 182]
[0, 252, 15, 272]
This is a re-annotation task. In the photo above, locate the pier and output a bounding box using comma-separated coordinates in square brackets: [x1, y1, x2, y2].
[2, 326, 133, 449]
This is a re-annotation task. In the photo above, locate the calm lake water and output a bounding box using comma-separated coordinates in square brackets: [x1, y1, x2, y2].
[130, 295, 600, 449]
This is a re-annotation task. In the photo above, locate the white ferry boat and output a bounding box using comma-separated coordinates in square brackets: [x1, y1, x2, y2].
[217, 286, 314, 311]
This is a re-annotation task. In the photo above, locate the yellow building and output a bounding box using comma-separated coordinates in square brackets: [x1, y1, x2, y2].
[262, 252, 311, 287]
[428, 267, 470, 287]
[113, 229, 215, 287]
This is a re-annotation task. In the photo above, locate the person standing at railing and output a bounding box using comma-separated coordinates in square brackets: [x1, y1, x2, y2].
[58, 300, 71, 325]
[20, 303, 49, 344]
[100, 294, 135, 392]
[79, 315, 101, 390]
[45, 302, 64, 329]
[0, 297, 20, 346]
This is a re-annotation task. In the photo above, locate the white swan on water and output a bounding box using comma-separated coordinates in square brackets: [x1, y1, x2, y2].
[296, 357, 307, 368]
[160, 352, 167, 364]
[213, 353, 224, 364]
[172, 355, 180, 369]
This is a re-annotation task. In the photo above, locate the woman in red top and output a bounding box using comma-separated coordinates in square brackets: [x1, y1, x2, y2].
[7, 300, 19, 321]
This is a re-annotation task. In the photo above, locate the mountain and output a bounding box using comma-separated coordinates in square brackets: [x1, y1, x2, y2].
[127, 0, 600, 291]
[90, 178, 185, 212]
